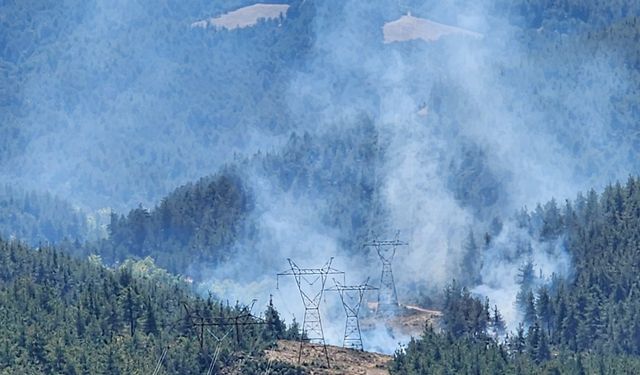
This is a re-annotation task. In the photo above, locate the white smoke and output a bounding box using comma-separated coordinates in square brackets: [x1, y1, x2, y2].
[181, 0, 633, 353]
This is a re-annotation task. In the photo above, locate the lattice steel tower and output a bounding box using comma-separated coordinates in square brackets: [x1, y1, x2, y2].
[327, 278, 378, 351]
[277, 258, 344, 367]
[364, 232, 408, 316]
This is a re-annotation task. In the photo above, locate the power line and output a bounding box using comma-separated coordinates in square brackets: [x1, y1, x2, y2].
[276, 257, 344, 368]
[151, 346, 168, 375]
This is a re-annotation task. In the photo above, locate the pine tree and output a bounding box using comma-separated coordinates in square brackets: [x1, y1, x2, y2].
[510, 324, 526, 354]
[537, 286, 553, 335]
[122, 287, 139, 336]
[524, 291, 537, 327]
[536, 330, 551, 363]
[287, 317, 302, 340]
[263, 296, 286, 341]
[516, 260, 536, 314]
[143, 301, 158, 336]
[526, 322, 540, 361]
[491, 305, 506, 337]
[461, 230, 481, 285]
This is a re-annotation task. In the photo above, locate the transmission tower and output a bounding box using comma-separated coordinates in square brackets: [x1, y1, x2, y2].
[277, 257, 344, 367]
[364, 232, 408, 316]
[182, 301, 265, 350]
[327, 278, 378, 351]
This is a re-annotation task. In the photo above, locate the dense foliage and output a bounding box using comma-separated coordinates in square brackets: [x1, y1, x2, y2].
[103, 168, 252, 271]
[72, 126, 379, 277]
[391, 324, 640, 374]
[3, 0, 638, 217]
[0, 185, 89, 245]
[0, 238, 301, 374]
[392, 177, 640, 373]
[3, 0, 640, 373]
[0, 0, 315, 210]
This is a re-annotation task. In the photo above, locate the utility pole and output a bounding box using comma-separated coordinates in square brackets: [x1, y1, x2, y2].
[364, 231, 408, 316]
[277, 258, 344, 368]
[327, 278, 378, 351]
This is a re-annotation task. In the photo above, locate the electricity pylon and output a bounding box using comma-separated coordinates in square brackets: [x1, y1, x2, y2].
[277, 258, 344, 367]
[182, 301, 265, 350]
[171, 301, 266, 375]
[327, 278, 378, 351]
[364, 231, 408, 316]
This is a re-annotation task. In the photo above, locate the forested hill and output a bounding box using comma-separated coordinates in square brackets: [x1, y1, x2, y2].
[0, 185, 89, 245]
[0, 0, 314, 210]
[3, 0, 640, 217]
[2, 0, 640, 296]
[391, 176, 640, 373]
[496, 0, 640, 28]
[0, 237, 300, 374]
[103, 169, 252, 271]
[3, 0, 640, 371]
[86, 126, 379, 276]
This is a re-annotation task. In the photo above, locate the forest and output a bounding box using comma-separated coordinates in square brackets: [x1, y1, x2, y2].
[391, 178, 640, 373]
[7, 176, 640, 372]
[0, 237, 302, 374]
[0, 185, 89, 245]
[2, 0, 640, 373]
[58, 125, 380, 278]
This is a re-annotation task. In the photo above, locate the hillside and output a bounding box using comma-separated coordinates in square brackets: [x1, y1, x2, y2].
[0, 237, 299, 374]
[265, 340, 391, 375]
[1, 0, 639, 218]
[383, 14, 483, 43]
[0, 185, 90, 245]
[391, 177, 640, 374]
[0, 0, 315, 210]
[86, 126, 379, 279]
[3, 0, 640, 373]
[192, 3, 290, 30]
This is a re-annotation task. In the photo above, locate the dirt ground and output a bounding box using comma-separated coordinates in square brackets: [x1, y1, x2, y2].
[265, 340, 392, 375]
[192, 4, 289, 30]
[263, 306, 441, 374]
[383, 14, 483, 43]
[397, 304, 443, 334]
[361, 303, 442, 337]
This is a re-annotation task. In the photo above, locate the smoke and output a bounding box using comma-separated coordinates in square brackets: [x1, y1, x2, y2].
[0, 0, 293, 211]
[199, 168, 385, 349]
[473, 222, 573, 330]
[204, 0, 636, 352]
[5, 0, 638, 354]
[191, 0, 633, 354]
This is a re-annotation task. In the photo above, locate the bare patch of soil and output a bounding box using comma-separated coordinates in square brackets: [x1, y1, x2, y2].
[383, 14, 483, 43]
[265, 340, 392, 375]
[192, 4, 289, 30]
[362, 303, 442, 337]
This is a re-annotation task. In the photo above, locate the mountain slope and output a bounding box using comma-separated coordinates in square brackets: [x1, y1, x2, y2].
[0, 185, 89, 245]
[0, 238, 299, 374]
[89, 124, 379, 278]
[391, 176, 640, 373]
[0, 0, 314, 210]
